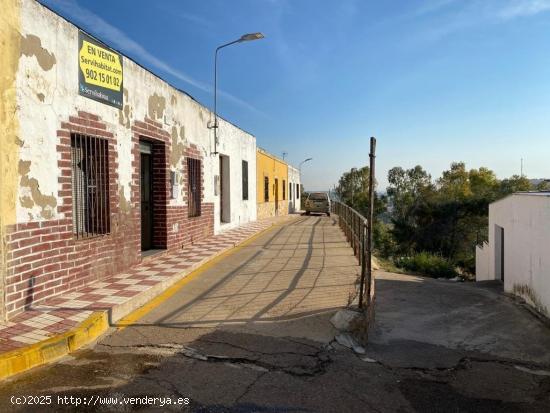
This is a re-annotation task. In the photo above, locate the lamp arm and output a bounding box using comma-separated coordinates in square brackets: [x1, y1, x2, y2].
[213, 39, 242, 155]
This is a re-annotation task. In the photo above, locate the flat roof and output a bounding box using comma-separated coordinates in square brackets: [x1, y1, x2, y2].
[257, 147, 287, 165]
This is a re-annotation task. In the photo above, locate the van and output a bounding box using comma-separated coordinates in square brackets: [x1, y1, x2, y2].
[305, 192, 331, 216]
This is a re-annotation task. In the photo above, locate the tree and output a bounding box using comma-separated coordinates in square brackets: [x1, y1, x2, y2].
[387, 165, 432, 222]
[386, 166, 433, 255]
[536, 180, 550, 191]
[499, 175, 532, 196]
[384, 162, 531, 271]
[468, 167, 499, 200]
[335, 166, 369, 212]
[335, 160, 537, 275]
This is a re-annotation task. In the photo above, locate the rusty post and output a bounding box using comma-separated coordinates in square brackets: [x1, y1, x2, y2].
[359, 219, 366, 308]
[366, 137, 376, 306]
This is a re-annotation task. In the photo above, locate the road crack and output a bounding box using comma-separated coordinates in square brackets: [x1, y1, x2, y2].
[96, 342, 333, 378]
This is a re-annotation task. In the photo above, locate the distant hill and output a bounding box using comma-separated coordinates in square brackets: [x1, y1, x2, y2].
[530, 179, 550, 187]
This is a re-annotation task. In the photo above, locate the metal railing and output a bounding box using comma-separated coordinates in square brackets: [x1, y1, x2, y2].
[331, 200, 373, 309]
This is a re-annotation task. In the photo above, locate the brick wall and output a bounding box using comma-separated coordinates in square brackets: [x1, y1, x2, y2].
[167, 145, 214, 248]
[4, 112, 138, 317]
[3, 113, 215, 319]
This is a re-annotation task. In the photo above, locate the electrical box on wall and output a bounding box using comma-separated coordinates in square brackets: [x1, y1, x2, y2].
[170, 170, 180, 199]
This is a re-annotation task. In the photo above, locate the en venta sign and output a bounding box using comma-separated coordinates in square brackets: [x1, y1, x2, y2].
[78, 31, 123, 109]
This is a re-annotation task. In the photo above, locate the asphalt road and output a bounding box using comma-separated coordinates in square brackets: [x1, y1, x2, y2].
[1, 216, 550, 412]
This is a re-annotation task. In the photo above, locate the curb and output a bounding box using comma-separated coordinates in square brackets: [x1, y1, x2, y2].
[0, 216, 297, 381]
[0, 312, 108, 380]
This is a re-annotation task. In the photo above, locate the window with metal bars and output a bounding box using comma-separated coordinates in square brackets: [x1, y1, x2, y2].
[187, 158, 201, 217]
[264, 177, 269, 202]
[297, 184, 300, 199]
[283, 180, 286, 200]
[289, 182, 292, 200]
[242, 160, 248, 200]
[70, 133, 110, 238]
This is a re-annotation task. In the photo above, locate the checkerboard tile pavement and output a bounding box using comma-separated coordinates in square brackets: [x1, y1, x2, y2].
[0, 216, 296, 353]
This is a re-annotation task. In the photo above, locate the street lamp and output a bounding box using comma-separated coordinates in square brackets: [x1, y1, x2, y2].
[298, 158, 312, 200]
[299, 158, 312, 170]
[210, 32, 264, 155]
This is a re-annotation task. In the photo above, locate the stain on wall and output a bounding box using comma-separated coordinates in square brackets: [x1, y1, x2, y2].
[118, 187, 130, 214]
[170, 125, 186, 168]
[20, 33, 56, 71]
[18, 160, 57, 219]
[148, 93, 166, 120]
[118, 88, 131, 129]
[513, 284, 549, 317]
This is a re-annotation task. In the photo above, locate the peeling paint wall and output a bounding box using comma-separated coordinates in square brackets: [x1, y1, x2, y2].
[20, 33, 56, 70]
[14, 0, 256, 229]
[17, 0, 60, 223]
[476, 194, 550, 318]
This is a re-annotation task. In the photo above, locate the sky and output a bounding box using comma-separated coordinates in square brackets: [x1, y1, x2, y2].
[41, 0, 550, 190]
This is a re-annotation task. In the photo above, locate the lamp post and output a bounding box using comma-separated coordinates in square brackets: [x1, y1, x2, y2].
[210, 32, 264, 155]
[298, 158, 312, 202]
[299, 158, 312, 171]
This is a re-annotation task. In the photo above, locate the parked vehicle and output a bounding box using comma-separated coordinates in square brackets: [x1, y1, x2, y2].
[305, 192, 331, 216]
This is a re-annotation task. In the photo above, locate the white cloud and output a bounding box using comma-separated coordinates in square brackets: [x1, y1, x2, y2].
[498, 0, 550, 20]
[400, 0, 550, 46]
[45, 0, 264, 115]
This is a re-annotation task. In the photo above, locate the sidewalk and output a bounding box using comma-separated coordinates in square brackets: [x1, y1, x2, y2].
[0, 215, 296, 378]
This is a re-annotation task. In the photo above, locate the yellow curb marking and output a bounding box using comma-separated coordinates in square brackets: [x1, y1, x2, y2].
[0, 312, 108, 381]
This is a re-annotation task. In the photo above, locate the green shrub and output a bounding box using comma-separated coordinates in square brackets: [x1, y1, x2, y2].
[374, 221, 397, 258]
[395, 252, 457, 278]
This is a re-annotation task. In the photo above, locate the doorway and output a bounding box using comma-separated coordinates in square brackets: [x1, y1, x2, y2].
[274, 178, 279, 215]
[495, 225, 504, 281]
[140, 141, 153, 251]
[219, 155, 231, 223]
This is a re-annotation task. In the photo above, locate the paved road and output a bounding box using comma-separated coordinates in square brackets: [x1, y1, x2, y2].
[1, 217, 550, 412]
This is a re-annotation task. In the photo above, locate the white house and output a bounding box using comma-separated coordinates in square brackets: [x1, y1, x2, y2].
[476, 192, 550, 318]
[288, 165, 301, 213]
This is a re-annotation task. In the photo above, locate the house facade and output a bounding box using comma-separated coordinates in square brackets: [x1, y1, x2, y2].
[0, 0, 256, 320]
[256, 148, 288, 219]
[288, 165, 301, 213]
[476, 193, 550, 318]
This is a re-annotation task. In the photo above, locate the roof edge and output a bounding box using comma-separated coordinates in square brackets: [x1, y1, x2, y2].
[35, 0, 256, 138]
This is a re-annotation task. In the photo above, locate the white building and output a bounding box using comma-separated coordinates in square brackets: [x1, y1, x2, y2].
[476, 193, 550, 318]
[288, 165, 301, 213]
[0, 0, 256, 319]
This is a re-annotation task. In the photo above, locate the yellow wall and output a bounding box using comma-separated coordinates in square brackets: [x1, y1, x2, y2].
[256, 148, 288, 219]
[0, 0, 21, 322]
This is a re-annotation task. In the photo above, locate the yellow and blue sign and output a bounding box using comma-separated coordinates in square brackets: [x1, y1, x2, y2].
[78, 31, 123, 108]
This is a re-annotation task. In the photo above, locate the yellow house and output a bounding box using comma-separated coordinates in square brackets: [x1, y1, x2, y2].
[256, 148, 288, 219]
